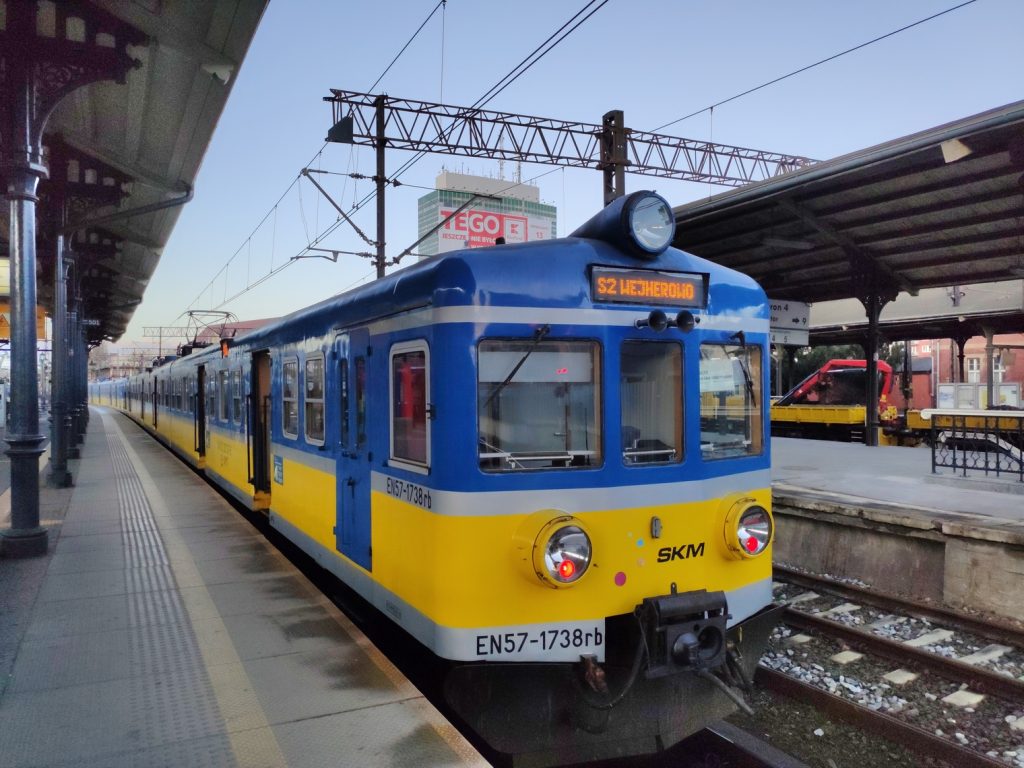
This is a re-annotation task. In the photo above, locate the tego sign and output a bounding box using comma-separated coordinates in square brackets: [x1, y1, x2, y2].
[439, 209, 546, 250]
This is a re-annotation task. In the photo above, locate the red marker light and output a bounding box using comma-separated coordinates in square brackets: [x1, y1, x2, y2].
[745, 536, 759, 553]
[558, 559, 576, 580]
[556, 367, 568, 375]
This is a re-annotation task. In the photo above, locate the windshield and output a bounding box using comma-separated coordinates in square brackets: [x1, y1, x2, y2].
[620, 341, 682, 465]
[699, 343, 763, 459]
[478, 339, 601, 471]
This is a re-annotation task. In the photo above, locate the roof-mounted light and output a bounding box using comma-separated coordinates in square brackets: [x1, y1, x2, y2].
[570, 191, 677, 259]
[628, 193, 675, 254]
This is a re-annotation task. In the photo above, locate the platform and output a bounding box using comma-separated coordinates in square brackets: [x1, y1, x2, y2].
[0, 408, 485, 768]
[771, 437, 1024, 623]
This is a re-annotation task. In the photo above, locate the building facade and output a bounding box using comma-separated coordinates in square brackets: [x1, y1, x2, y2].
[416, 171, 557, 256]
[910, 334, 1023, 408]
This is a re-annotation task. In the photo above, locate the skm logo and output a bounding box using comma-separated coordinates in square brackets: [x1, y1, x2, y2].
[657, 542, 706, 563]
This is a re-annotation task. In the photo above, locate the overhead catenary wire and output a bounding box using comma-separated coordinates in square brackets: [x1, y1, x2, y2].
[650, 0, 980, 133]
[366, 0, 447, 95]
[182, 143, 325, 313]
[471, 0, 609, 110]
[347, 0, 611, 231]
[176, 1, 447, 321]
[186, 1, 609, 315]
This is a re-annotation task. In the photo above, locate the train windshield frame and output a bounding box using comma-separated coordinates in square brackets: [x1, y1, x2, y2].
[477, 338, 602, 472]
[698, 343, 764, 460]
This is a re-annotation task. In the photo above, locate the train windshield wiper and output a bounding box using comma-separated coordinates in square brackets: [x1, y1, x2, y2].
[729, 331, 757, 408]
[482, 325, 550, 409]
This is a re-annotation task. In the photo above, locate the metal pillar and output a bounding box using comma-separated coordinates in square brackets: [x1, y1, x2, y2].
[374, 95, 386, 279]
[1, 72, 49, 556]
[601, 110, 627, 206]
[74, 311, 86, 446]
[48, 236, 72, 487]
[952, 335, 968, 390]
[984, 327, 995, 409]
[784, 347, 797, 394]
[1, 0, 144, 557]
[901, 340, 913, 406]
[861, 291, 884, 447]
[773, 346, 783, 397]
[67, 301, 82, 460]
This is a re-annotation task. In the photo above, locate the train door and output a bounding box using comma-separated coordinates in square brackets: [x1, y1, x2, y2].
[196, 365, 207, 457]
[152, 379, 158, 428]
[249, 351, 271, 505]
[334, 329, 372, 571]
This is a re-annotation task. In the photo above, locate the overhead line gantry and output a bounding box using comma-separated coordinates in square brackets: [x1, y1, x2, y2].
[321, 89, 815, 279]
[324, 89, 815, 197]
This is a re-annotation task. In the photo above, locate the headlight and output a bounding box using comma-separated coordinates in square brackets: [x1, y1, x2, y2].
[569, 190, 676, 259]
[533, 519, 592, 587]
[628, 193, 675, 255]
[736, 506, 772, 556]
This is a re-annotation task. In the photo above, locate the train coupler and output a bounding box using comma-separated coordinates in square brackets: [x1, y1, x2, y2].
[637, 589, 728, 678]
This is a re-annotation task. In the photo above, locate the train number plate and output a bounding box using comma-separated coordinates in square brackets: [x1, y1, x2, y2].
[384, 477, 433, 510]
[473, 623, 604, 661]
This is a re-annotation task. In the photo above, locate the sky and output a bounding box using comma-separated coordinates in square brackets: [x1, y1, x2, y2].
[119, 0, 1024, 346]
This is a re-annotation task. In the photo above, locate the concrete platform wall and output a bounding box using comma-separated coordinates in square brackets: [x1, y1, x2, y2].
[773, 490, 1024, 623]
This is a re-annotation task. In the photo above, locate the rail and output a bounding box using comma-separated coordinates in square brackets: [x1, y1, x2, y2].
[921, 408, 1024, 482]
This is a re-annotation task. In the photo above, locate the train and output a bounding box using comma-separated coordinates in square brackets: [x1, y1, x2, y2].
[771, 359, 896, 443]
[91, 191, 783, 767]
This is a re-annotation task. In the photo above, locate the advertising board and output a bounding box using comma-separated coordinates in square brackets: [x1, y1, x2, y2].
[437, 208, 553, 251]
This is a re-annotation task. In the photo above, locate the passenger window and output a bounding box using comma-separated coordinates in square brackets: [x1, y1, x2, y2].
[478, 338, 601, 471]
[305, 355, 325, 444]
[339, 359, 350, 449]
[233, 370, 242, 424]
[282, 359, 298, 438]
[621, 341, 682, 464]
[390, 344, 429, 467]
[355, 357, 366, 447]
[218, 371, 229, 421]
[699, 343, 763, 459]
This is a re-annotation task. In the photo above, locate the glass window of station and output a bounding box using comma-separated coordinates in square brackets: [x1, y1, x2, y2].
[620, 341, 682, 465]
[478, 339, 601, 471]
[699, 343, 763, 459]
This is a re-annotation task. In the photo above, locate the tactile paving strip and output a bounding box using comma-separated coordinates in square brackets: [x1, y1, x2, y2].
[106, 431, 238, 763]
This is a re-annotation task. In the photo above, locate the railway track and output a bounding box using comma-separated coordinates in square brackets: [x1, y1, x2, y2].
[766, 567, 1024, 767]
[700, 721, 810, 768]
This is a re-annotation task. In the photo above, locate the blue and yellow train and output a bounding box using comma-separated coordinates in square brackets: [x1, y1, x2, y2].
[92, 191, 782, 766]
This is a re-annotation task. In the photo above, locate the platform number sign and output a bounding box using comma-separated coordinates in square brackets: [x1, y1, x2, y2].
[768, 298, 810, 346]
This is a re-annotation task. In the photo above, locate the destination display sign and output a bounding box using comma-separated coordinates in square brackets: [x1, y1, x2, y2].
[591, 267, 707, 308]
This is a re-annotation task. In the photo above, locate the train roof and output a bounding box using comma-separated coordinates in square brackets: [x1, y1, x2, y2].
[158, 233, 766, 371]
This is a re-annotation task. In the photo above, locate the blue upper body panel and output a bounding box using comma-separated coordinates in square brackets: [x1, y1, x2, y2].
[141, 233, 770, 493]
[203, 237, 761, 346]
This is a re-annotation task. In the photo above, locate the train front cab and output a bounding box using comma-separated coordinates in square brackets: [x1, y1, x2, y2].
[358, 192, 784, 764]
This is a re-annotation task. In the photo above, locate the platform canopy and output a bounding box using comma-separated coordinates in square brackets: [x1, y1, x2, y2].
[672, 101, 1024, 306]
[0, 0, 268, 343]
